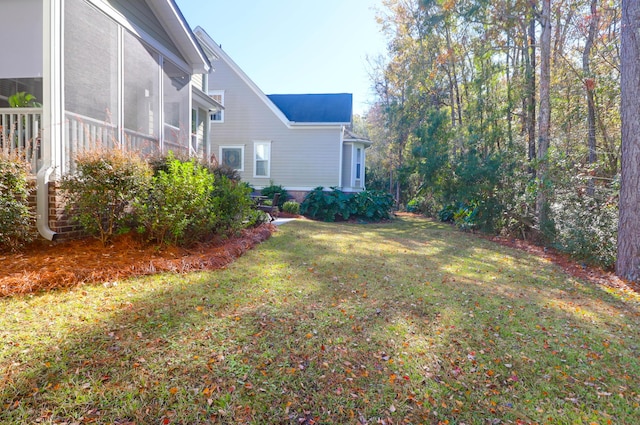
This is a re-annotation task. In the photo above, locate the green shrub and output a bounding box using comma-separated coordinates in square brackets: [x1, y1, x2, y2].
[353, 190, 394, 220]
[0, 154, 33, 250]
[135, 154, 214, 246]
[210, 178, 254, 234]
[282, 200, 300, 215]
[438, 204, 457, 222]
[406, 195, 439, 216]
[300, 187, 355, 222]
[301, 187, 393, 222]
[244, 209, 272, 227]
[439, 201, 479, 231]
[61, 149, 151, 244]
[551, 181, 617, 269]
[260, 184, 289, 209]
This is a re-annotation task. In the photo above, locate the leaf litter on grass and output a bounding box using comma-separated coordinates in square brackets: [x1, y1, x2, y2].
[1, 216, 639, 424]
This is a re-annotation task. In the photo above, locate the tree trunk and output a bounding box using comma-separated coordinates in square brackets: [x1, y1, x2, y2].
[526, 16, 537, 172]
[536, 0, 552, 237]
[584, 0, 599, 196]
[616, 0, 640, 282]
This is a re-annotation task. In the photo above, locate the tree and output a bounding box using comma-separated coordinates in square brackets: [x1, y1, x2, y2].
[536, 0, 553, 238]
[583, 0, 599, 195]
[616, 0, 640, 282]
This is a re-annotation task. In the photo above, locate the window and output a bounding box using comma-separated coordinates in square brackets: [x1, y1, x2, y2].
[254, 141, 271, 178]
[220, 146, 244, 171]
[355, 147, 362, 180]
[209, 90, 224, 122]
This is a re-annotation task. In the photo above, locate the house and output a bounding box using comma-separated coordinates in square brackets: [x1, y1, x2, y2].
[0, 0, 220, 240]
[193, 26, 371, 202]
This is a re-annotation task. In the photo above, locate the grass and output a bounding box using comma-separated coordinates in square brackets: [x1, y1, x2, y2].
[1, 216, 638, 424]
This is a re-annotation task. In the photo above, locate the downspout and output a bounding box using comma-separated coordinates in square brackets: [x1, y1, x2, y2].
[37, 0, 62, 241]
[36, 166, 57, 241]
[338, 126, 344, 189]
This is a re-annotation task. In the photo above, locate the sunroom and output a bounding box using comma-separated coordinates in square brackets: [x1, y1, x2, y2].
[0, 0, 211, 240]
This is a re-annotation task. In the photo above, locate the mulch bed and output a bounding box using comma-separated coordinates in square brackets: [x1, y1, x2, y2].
[0, 224, 275, 298]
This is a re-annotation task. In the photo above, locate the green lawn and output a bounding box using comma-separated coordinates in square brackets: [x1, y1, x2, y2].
[1, 217, 638, 424]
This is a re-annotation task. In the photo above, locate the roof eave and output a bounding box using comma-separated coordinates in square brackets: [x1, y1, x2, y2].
[290, 122, 350, 127]
[147, 0, 210, 73]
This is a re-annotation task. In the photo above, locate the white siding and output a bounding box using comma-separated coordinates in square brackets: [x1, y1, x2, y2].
[192, 74, 204, 92]
[208, 55, 342, 190]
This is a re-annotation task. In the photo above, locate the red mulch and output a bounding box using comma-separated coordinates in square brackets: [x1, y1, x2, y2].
[0, 224, 275, 298]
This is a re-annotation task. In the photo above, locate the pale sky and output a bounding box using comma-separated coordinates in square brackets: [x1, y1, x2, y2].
[176, 0, 388, 115]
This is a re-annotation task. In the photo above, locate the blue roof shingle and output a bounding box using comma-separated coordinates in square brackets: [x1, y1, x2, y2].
[267, 93, 352, 123]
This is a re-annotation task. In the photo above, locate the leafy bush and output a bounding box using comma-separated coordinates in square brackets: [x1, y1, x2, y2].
[260, 184, 289, 209]
[61, 149, 151, 244]
[353, 190, 394, 220]
[438, 204, 457, 223]
[406, 194, 439, 216]
[135, 154, 215, 246]
[438, 201, 481, 231]
[209, 178, 254, 234]
[452, 201, 479, 232]
[551, 180, 618, 269]
[282, 201, 300, 215]
[244, 209, 272, 227]
[0, 154, 33, 250]
[301, 187, 393, 222]
[300, 187, 355, 222]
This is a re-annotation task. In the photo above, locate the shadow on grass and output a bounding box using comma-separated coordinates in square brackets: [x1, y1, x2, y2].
[1, 216, 638, 424]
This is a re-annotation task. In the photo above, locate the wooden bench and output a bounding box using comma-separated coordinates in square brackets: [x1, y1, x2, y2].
[256, 193, 280, 221]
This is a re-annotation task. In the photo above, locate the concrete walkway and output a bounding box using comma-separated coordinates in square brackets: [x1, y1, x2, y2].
[273, 218, 296, 226]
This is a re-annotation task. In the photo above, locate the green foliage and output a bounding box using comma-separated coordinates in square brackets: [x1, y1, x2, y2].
[352, 190, 394, 220]
[300, 187, 355, 222]
[300, 187, 393, 222]
[551, 178, 618, 269]
[282, 200, 300, 215]
[406, 194, 439, 216]
[135, 154, 215, 246]
[61, 149, 151, 244]
[209, 178, 254, 234]
[244, 209, 271, 227]
[8, 92, 41, 108]
[0, 154, 33, 250]
[260, 184, 289, 209]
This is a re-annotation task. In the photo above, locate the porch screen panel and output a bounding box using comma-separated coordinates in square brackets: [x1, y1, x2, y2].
[64, 0, 118, 149]
[162, 60, 190, 153]
[123, 31, 160, 151]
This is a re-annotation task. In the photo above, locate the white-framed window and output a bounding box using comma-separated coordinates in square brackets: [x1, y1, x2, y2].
[254, 140, 271, 178]
[219, 145, 244, 171]
[209, 90, 224, 122]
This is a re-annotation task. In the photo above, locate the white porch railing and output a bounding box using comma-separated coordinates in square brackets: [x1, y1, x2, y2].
[0, 107, 42, 173]
[1, 109, 193, 174]
[65, 111, 163, 172]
